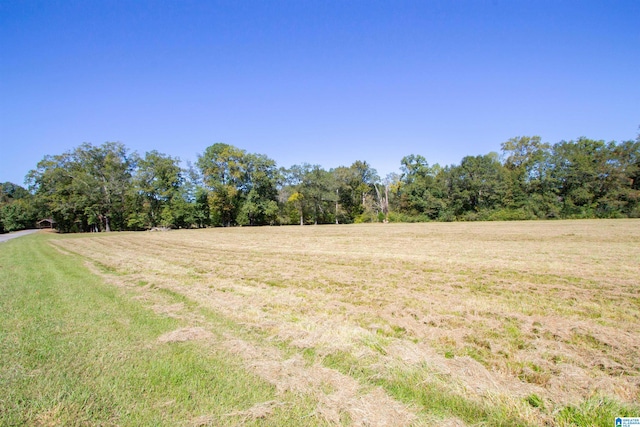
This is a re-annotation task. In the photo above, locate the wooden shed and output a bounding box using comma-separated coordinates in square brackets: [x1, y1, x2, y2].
[37, 218, 56, 229]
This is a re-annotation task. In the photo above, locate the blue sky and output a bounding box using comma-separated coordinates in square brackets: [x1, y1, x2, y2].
[1, 1, 639, 186]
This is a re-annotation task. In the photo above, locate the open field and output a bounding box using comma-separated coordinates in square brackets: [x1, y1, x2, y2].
[2, 220, 640, 426]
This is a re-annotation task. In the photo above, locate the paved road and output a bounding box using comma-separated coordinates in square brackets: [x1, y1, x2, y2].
[0, 229, 41, 243]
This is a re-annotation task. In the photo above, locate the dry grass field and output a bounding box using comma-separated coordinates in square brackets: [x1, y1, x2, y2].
[51, 219, 640, 425]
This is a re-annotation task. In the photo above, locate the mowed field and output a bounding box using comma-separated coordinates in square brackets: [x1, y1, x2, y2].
[3, 220, 640, 426]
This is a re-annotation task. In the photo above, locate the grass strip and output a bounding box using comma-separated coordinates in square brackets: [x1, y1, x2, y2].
[322, 351, 534, 426]
[0, 234, 323, 426]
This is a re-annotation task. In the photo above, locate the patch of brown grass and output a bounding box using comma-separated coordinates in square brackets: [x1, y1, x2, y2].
[157, 327, 214, 343]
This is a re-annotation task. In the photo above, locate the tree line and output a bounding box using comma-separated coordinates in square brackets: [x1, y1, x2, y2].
[1, 134, 639, 233]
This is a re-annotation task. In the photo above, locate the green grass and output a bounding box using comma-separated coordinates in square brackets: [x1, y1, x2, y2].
[0, 234, 324, 426]
[378, 370, 532, 427]
[555, 396, 639, 427]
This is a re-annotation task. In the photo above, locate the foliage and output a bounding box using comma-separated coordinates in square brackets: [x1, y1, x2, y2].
[197, 143, 280, 226]
[26, 142, 135, 232]
[4, 132, 639, 232]
[131, 150, 184, 229]
[0, 182, 38, 232]
[396, 154, 446, 219]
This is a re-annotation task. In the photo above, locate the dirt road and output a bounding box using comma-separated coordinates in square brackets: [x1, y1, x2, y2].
[0, 229, 40, 243]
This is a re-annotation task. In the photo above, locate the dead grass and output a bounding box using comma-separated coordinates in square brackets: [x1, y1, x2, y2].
[157, 327, 214, 343]
[51, 219, 640, 425]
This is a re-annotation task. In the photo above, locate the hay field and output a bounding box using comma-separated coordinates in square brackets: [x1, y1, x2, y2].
[52, 220, 640, 425]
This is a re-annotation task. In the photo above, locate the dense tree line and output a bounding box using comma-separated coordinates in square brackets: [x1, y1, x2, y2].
[1, 134, 638, 233]
[0, 182, 38, 233]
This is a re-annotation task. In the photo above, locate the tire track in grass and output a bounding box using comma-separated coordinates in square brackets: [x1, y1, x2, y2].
[77, 245, 420, 426]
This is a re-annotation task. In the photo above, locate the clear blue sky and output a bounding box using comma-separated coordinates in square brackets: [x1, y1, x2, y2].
[1, 0, 639, 186]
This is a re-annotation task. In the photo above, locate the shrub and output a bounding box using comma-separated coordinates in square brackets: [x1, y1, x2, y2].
[487, 208, 535, 221]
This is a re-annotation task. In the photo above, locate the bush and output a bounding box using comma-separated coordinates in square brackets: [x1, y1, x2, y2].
[487, 208, 535, 221]
[437, 209, 456, 222]
[0, 201, 37, 232]
[461, 211, 481, 221]
[387, 212, 431, 223]
[353, 213, 368, 223]
[354, 211, 394, 223]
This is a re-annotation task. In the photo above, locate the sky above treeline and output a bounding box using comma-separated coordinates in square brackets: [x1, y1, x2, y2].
[1, 1, 639, 186]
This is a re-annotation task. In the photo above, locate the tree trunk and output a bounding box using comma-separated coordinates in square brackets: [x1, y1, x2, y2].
[335, 189, 339, 224]
[385, 184, 389, 222]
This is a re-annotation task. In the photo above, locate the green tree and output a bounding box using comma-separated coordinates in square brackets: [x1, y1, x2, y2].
[306, 165, 336, 225]
[282, 164, 336, 225]
[197, 143, 247, 226]
[72, 142, 134, 231]
[197, 143, 280, 226]
[397, 154, 446, 219]
[550, 138, 610, 217]
[27, 142, 135, 232]
[27, 152, 79, 232]
[331, 166, 354, 222]
[501, 136, 555, 217]
[0, 182, 38, 232]
[447, 153, 507, 218]
[132, 151, 183, 228]
[237, 153, 281, 225]
[550, 137, 640, 218]
[332, 161, 378, 222]
[284, 164, 312, 225]
[183, 162, 210, 228]
[609, 138, 640, 216]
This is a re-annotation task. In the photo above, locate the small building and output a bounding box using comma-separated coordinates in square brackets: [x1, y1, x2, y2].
[37, 218, 56, 229]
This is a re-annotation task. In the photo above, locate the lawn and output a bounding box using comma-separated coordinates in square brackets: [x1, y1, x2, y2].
[2, 220, 639, 426]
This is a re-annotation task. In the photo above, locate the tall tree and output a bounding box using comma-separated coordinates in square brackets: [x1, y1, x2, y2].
[197, 143, 280, 226]
[448, 153, 507, 217]
[600, 139, 640, 217]
[397, 154, 446, 219]
[197, 143, 247, 226]
[550, 138, 611, 217]
[237, 153, 280, 226]
[282, 164, 336, 225]
[550, 137, 640, 218]
[305, 165, 336, 225]
[73, 142, 134, 231]
[0, 182, 38, 232]
[333, 161, 378, 222]
[132, 150, 183, 228]
[284, 164, 312, 225]
[501, 136, 554, 217]
[27, 142, 135, 232]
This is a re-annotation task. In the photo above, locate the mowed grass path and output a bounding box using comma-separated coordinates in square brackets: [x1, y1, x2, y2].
[0, 233, 323, 426]
[2, 221, 640, 426]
